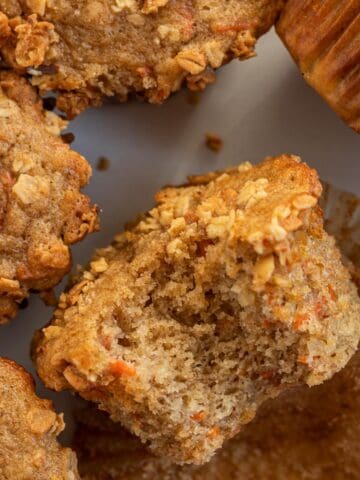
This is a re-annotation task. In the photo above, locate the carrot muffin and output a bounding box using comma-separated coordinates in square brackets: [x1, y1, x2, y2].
[0, 71, 97, 323]
[0, 0, 284, 117]
[276, 0, 360, 133]
[33, 155, 360, 464]
[74, 189, 360, 479]
[0, 357, 79, 480]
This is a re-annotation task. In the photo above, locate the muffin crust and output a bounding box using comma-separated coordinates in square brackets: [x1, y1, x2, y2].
[0, 0, 284, 117]
[0, 357, 80, 480]
[0, 72, 98, 323]
[34, 155, 360, 464]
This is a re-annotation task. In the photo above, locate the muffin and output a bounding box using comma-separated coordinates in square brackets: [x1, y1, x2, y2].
[0, 0, 284, 117]
[0, 357, 79, 479]
[0, 72, 98, 323]
[33, 155, 360, 464]
[74, 185, 360, 480]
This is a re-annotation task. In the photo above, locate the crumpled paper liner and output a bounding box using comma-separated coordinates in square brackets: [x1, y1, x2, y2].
[321, 182, 360, 286]
[276, 0, 360, 133]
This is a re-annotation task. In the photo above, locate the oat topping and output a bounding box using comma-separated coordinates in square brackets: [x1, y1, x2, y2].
[0, 0, 284, 116]
[112, 0, 137, 13]
[0, 72, 98, 323]
[25, 0, 47, 16]
[34, 155, 360, 465]
[0, 358, 80, 479]
[176, 49, 207, 75]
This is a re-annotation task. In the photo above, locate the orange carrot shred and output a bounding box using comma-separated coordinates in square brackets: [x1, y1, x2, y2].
[298, 355, 308, 365]
[328, 284, 337, 301]
[207, 426, 220, 439]
[263, 318, 271, 329]
[101, 336, 112, 350]
[109, 360, 136, 377]
[294, 313, 308, 330]
[191, 411, 207, 422]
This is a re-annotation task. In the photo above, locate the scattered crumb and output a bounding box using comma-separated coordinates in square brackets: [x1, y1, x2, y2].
[97, 157, 110, 171]
[205, 133, 223, 152]
[61, 132, 75, 144]
[39, 289, 58, 307]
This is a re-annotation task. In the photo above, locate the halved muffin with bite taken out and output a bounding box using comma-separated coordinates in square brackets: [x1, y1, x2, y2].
[33, 155, 360, 465]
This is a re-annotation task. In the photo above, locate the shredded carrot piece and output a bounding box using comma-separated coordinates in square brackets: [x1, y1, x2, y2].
[176, 2, 194, 38]
[101, 336, 112, 350]
[176, 2, 193, 21]
[109, 360, 136, 377]
[259, 370, 274, 380]
[265, 293, 276, 307]
[294, 313, 308, 331]
[136, 66, 152, 77]
[207, 426, 220, 439]
[263, 318, 271, 329]
[328, 284, 337, 301]
[191, 411, 207, 422]
[298, 355, 308, 365]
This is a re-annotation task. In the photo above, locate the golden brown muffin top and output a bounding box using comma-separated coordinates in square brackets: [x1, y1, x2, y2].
[75, 185, 360, 479]
[0, 357, 80, 480]
[0, 0, 284, 116]
[0, 71, 98, 323]
[33, 155, 360, 464]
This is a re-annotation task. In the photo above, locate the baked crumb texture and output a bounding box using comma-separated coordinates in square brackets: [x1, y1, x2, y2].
[0, 71, 98, 324]
[0, 0, 284, 117]
[205, 133, 223, 153]
[0, 357, 80, 480]
[75, 194, 360, 480]
[277, 0, 360, 133]
[33, 155, 360, 465]
[74, 346, 360, 480]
